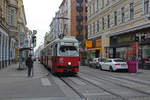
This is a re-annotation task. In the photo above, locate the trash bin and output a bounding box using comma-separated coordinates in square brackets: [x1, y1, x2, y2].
[127, 60, 137, 73]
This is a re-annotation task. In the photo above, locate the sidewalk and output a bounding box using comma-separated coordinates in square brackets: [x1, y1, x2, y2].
[0, 61, 61, 100]
[0, 61, 49, 79]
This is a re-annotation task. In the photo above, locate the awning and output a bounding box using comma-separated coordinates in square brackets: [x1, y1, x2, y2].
[88, 48, 101, 51]
[19, 47, 33, 51]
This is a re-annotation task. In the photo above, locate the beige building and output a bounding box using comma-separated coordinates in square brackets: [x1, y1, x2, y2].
[88, 0, 150, 61]
[0, 0, 27, 69]
[0, 0, 9, 68]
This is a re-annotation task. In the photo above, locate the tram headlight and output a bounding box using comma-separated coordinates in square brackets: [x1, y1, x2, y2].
[68, 62, 71, 66]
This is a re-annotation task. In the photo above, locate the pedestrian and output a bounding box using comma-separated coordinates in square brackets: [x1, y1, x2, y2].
[26, 54, 34, 77]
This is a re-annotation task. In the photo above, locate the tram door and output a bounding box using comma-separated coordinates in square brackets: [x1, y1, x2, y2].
[53, 44, 58, 63]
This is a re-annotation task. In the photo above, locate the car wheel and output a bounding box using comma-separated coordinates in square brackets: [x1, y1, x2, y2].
[99, 65, 102, 70]
[109, 66, 113, 72]
[96, 65, 99, 69]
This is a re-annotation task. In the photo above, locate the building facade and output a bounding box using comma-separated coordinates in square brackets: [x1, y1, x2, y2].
[59, 0, 71, 36]
[0, 0, 9, 69]
[70, 0, 88, 61]
[8, 0, 18, 64]
[0, 0, 27, 69]
[88, 0, 150, 63]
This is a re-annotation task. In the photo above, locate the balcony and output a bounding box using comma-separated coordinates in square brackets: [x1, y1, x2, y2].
[76, 0, 83, 3]
[76, 34, 83, 41]
[76, 25, 83, 32]
[76, 15, 83, 22]
[76, 6, 83, 12]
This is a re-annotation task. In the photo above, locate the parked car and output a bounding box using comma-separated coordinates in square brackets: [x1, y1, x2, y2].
[101, 58, 128, 72]
[98, 58, 106, 70]
[88, 58, 99, 69]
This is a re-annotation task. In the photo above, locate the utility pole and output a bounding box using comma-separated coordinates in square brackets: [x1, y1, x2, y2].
[135, 34, 140, 73]
[135, 34, 145, 73]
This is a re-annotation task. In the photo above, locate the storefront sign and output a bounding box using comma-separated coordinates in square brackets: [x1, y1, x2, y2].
[117, 35, 135, 44]
[96, 40, 101, 47]
[86, 41, 92, 48]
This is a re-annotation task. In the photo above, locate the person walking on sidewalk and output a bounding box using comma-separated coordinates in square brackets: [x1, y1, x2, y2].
[26, 54, 34, 77]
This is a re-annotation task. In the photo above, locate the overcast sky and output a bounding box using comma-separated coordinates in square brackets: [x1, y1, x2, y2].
[23, 0, 62, 50]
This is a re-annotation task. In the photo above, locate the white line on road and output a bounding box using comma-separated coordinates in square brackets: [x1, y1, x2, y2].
[41, 78, 51, 86]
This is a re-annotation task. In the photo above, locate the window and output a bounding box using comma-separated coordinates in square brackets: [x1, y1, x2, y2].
[102, 17, 104, 30]
[89, 4, 91, 16]
[96, 0, 99, 11]
[130, 3, 134, 20]
[93, 2, 95, 13]
[90, 24, 92, 35]
[85, 1, 88, 12]
[106, 0, 109, 5]
[102, 0, 104, 8]
[144, 0, 149, 14]
[76, 2, 80, 7]
[114, 11, 117, 26]
[96, 20, 99, 32]
[93, 22, 95, 34]
[121, 7, 125, 23]
[107, 15, 110, 28]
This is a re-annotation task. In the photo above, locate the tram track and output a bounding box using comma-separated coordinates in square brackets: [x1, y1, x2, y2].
[79, 70, 150, 98]
[75, 75, 127, 100]
[58, 75, 87, 100]
[82, 66, 150, 87]
[59, 74, 130, 100]
[58, 75, 126, 100]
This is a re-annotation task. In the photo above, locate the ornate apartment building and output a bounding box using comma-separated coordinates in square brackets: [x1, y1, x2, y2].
[0, 0, 27, 69]
[88, 0, 150, 61]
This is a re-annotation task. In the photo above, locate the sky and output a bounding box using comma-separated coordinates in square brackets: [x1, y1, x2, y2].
[23, 0, 62, 50]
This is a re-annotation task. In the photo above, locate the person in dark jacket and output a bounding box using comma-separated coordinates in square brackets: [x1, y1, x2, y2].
[26, 54, 34, 77]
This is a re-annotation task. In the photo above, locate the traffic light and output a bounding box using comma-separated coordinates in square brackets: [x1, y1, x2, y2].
[135, 36, 139, 42]
[32, 35, 36, 47]
[141, 35, 145, 43]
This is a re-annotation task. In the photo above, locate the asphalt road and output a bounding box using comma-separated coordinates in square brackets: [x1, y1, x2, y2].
[0, 61, 150, 100]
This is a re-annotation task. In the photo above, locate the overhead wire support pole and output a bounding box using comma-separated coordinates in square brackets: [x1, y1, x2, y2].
[136, 41, 139, 73]
[54, 17, 69, 39]
[136, 34, 139, 73]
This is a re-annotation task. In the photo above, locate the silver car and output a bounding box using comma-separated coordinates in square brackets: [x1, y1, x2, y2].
[101, 58, 128, 72]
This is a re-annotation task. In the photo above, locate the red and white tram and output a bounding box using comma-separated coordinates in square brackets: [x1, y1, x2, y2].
[40, 36, 79, 74]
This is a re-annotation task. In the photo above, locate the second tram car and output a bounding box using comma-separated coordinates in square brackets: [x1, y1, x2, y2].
[40, 36, 79, 74]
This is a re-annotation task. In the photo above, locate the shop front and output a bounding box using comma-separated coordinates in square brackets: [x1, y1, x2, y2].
[109, 33, 136, 60]
[0, 27, 9, 69]
[109, 30, 150, 69]
[86, 38, 102, 59]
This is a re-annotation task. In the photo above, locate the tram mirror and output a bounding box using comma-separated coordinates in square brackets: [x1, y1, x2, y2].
[74, 43, 79, 47]
[60, 42, 64, 45]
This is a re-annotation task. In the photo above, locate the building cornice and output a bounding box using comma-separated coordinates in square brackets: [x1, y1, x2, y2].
[110, 21, 150, 36]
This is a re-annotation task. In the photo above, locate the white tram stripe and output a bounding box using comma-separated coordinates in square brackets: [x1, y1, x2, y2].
[41, 78, 51, 86]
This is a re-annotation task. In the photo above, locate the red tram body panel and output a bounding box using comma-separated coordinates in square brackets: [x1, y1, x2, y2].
[40, 36, 79, 74]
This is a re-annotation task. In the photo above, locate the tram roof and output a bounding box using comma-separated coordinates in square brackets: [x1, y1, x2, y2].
[42, 36, 78, 51]
[53, 36, 78, 43]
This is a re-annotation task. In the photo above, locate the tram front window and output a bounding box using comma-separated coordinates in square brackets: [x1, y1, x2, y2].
[59, 46, 78, 56]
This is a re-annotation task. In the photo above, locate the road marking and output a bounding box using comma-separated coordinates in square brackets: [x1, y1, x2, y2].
[41, 78, 51, 86]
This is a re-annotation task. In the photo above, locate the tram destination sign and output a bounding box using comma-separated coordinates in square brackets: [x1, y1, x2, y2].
[64, 42, 74, 46]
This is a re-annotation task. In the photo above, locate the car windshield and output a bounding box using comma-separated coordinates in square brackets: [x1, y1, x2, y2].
[59, 46, 78, 56]
[98, 59, 106, 62]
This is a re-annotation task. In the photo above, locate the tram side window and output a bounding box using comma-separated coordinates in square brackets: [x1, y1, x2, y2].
[53, 44, 57, 56]
[47, 45, 52, 56]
